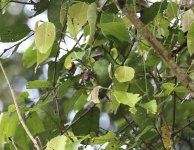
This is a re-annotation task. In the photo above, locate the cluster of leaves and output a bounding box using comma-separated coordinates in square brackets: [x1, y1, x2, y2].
[1, 0, 194, 149]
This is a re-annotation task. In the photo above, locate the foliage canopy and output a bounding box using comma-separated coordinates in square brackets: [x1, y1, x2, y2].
[1, 0, 194, 149]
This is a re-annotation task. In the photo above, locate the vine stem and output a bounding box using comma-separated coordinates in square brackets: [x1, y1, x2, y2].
[0, 62, 41, 150]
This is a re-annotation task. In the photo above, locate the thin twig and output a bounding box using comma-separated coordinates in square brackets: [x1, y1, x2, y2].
[9, 0, 35, 5]
[0, 33, 34, 57]
[8, 137, 19, 150]
[172, 91, 176, 149]
[0, 62, 41, 150]
[121, 30, 136, 65]
[172, 120, 194, 136]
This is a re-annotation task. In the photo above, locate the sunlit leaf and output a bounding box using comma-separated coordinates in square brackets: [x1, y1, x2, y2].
[98, 22, 129, 42]
[0, 112, 8, 144]
[140, 100, 157, 114]
[17, 92, 29, 102]
[162, 82, 175, 92]
[64, 54, 73, 70]
[46, 135, 67, 150]
[28, 97, 53, 112]
[60, 1, 68, 26]
[67, 2, 88, 38]
[26, 80, 52, 89]
[166, 2, 178, 20]
[22, 42, 37, 68]
[187, 22, 194, 55]
[91, 131, 116, 145]
[86, 2, 97, 45]
[114, 66, 135, 82]
[122, 16, 132, 28]
[112, 90, 141, 107]
[35, 22, 56, 54]
[182, 9, 194, 32]
[36, 46, 52, 67]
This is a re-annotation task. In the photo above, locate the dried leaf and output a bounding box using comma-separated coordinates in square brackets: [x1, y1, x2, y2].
[91, 86, 102, 103]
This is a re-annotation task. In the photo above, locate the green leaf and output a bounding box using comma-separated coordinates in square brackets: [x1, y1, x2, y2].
[26, 112, 45, 135]
[58, 79, 75, 98]
[63, 89, 88, 115]
[0, 112, 8, 144]
[122, 16, 132, 28]
[112, 80, 129, 91]
[35, 22, 56, 54]
[46, 135, 67, 150]
[60, 1, 68, 26]
[67, 2, 88, 38]
[5, 112, 19, 138]
[46, 135, 83, 150]
[0, 24, 31, 42]
[28, 97, 53, 112]
[91, 131, 116, 145]
[162, 82, 175, 92]
[72, 107, 100, 136]
[136, 125, 153, 141]
[17, 92, 29, 102]
[36, 47, 52, 67]
[26, 80, 52, 89]
[166, 2, 178, 20]
[129, 125, 153, 148]
[100, 12, 121, 23]
[22, 42, 37, 68]
[86, 2, 97, 45]
[65, 138, 83, 150]
[107, 92, 120, 113]
[98, 22, 129, 42]
[114, 66, 135, 82]
[112, 91, 141, 108]
[182, 9, 194, 32]
[140, 100, 157, 114]
[48, 0, 66, 39]
[36, 106, 60, 132]
[140, 1, 167, 24]
[93, 59, 111, 87]
[187, 22, 194, 55]
[64, 54, 73, 70]
[174, 86, 188, 93]
[105, 140, 121, 150]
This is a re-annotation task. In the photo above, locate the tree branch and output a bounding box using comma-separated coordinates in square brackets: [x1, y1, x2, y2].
[0, 62, 41, 150]
[117, 1, 194, 97]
